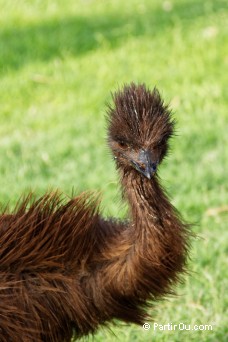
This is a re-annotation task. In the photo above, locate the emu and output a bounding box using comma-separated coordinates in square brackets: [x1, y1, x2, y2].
[0, 83, 190, 341]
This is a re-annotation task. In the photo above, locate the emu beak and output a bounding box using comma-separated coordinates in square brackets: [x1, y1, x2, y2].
[131, 150, 157, 180]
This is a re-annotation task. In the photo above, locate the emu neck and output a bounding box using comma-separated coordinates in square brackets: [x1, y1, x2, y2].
[121, 169, 172, 233]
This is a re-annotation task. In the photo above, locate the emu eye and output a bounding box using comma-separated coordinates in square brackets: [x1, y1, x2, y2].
[118, 140, 128, 149]
[156, 139, 163, 146]
[156, 136, 166, 147]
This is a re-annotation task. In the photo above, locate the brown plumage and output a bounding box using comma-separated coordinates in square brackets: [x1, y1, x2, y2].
[0, 83, 190, 341]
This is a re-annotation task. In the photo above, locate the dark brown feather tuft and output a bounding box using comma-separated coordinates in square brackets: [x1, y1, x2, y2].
[107, 83, 174, 148]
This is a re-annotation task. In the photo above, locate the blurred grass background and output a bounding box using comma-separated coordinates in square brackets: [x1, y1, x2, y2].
[0, 0, 227, 341]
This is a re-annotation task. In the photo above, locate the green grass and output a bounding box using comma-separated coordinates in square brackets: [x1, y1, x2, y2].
[0, 0, 227, 341]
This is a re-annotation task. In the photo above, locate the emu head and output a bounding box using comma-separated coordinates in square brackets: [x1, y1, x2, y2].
[107, 83, 175, 179]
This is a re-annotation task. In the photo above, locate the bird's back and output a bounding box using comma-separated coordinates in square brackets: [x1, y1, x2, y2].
[0, 192, 100, 341]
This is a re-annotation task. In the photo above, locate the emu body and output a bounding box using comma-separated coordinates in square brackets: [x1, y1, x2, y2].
[0, 84, 190, 341]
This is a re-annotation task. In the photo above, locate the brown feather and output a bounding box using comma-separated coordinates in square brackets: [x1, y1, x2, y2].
[0, 83, 190, 341]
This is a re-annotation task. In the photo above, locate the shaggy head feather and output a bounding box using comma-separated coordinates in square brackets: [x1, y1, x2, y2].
[107, 83, 175, 178]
